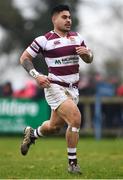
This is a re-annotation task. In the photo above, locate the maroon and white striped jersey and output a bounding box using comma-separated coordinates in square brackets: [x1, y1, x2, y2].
[26, 30, 87, 84]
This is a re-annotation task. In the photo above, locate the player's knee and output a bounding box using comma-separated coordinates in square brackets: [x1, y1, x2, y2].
[68, 117, 81, 133]
[71, 120, 81, 129]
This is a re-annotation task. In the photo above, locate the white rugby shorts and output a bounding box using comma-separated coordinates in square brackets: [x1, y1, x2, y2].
[44, 84, 79, 110]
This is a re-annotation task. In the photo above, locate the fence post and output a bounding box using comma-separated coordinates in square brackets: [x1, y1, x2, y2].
[93, 95, 102, 140]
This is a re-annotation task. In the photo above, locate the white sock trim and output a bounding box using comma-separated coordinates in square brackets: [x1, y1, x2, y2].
[68, 155, 77, 159]
[67, 148, 76, 153]
[34, 129, 38, 138]
[34, 126, 43, 138]
[37, 126, 43, 136]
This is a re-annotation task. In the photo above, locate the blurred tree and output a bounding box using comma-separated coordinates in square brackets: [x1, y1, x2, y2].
[0, 0, 80, 74]
[0, 0, 25, 53]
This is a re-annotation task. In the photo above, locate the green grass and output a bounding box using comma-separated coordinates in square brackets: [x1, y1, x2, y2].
[0, 136, 123, 179]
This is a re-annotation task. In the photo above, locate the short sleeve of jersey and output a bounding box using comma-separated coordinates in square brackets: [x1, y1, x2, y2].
[26, 36, 47, 58]
[77, 33, 87, 47]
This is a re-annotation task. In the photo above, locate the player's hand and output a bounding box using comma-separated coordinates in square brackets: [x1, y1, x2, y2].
[75, 46, 93, 63]
[35, 74, 51, 88]
[76, 46, 90, 56]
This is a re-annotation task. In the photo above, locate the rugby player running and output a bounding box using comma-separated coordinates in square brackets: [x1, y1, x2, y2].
[20, 4, 93, 174]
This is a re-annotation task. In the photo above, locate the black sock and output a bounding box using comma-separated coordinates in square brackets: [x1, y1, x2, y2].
[67, 148, 77, 165]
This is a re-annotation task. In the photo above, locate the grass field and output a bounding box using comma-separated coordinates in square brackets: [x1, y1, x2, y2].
[0, 136, 123, 179]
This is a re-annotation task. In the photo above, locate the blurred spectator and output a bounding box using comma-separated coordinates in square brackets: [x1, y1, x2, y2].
[108, 76, 119, 92]
[1, 81, 13, 97]
[0, 85, 3, 96]
[116, 83, 123, 127]
[13, 80, 37, 98]
[93, 73, 118, 131]
[116, 84, 123, 96]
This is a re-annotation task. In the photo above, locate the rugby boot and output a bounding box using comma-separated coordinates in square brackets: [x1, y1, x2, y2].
[21, 126, 36, 155]
[68, 163, 82, 174]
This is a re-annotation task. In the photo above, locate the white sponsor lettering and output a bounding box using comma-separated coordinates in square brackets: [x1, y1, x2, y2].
[0, 100, 39, 116]
[55, 56, 79, 65]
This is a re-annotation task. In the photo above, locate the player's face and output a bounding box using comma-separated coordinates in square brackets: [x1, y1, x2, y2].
[52, 11, 72, 32]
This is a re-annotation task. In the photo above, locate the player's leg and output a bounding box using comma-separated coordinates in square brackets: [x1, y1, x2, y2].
[21, 110, 65, 155]
[56, 98, 82, 174]
[33, 110, 65, 137]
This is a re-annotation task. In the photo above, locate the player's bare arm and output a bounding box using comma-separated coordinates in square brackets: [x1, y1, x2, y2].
[20, 50, 50, 88]
[76, 46, 93, 63]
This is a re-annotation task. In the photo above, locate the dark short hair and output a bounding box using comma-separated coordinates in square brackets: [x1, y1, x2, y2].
[51, 4, 70, 16]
